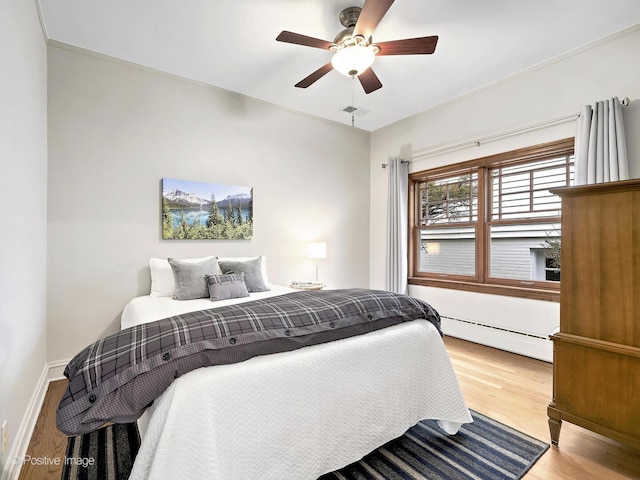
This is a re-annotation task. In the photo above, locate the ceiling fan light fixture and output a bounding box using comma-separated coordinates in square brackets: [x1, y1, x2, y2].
[276, 0, 438, 92]
[331, 45, 375, 77]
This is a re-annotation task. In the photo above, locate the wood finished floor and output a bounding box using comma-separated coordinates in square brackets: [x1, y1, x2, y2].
[17, 336, 640, 479]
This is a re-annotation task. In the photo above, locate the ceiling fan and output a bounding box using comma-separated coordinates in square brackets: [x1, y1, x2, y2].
[276, 0, 438, 94]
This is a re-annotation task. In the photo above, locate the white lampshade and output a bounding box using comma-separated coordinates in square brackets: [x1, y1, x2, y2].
[307, 242, 327, 259]
[331, 45, 375, 77]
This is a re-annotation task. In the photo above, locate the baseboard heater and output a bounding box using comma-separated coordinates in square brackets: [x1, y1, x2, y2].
[440, 315, 549, 340]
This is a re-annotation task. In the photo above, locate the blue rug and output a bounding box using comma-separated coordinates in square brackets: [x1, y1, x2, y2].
[320, 410, 549, 480]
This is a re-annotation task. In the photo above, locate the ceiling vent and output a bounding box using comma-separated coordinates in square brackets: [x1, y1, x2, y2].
[340, 106, 370, 116]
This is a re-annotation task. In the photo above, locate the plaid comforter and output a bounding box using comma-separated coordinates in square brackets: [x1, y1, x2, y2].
[57, 288, 441, 435]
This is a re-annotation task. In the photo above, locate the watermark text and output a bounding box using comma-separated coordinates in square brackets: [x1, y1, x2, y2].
[12, 455, 95, 468]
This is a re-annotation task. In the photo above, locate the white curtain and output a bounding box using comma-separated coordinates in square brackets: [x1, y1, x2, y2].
[575, 97, 629, 185]
[385, 158, 409, 294]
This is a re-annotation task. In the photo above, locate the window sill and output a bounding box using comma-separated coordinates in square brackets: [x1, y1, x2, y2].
[408, 277, 560, 302]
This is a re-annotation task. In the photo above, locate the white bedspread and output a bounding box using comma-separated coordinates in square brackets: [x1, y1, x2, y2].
[128, 319, 472, 480]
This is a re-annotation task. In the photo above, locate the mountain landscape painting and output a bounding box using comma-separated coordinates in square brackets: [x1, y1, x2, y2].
[162, 178, 253, 240]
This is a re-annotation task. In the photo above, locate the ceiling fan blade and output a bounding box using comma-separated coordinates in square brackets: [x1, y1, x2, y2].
[353, 0, 395, 41]
[276, 31, 334, 50]
[375, 36, 438, 55]
[295, 63, 334, 88]
[358, 68, 383, 94]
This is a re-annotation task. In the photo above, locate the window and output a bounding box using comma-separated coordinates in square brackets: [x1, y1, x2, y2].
[409, 138, 574, 301]
[416, 172, 479, 278]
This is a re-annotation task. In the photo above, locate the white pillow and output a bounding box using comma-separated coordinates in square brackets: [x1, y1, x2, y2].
[217, 256, 269, 285]
[149, 256, 216, 297]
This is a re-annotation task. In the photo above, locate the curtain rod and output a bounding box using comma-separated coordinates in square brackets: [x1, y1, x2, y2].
[380, 159, 409, 169]
[381, 97, 630, 168]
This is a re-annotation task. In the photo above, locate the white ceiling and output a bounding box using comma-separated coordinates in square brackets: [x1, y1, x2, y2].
[37, 0, 640, 131]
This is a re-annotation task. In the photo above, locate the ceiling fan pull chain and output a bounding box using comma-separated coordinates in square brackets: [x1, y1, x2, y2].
[351, 75, 356, 127]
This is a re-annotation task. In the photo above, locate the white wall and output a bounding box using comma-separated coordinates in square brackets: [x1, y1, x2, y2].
[0, 0, 48, 476]
[370, 25, 640, 361]
[47, 45, 370, 362]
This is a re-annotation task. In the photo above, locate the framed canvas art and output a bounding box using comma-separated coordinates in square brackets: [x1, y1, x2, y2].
[162, 178, 253, 240]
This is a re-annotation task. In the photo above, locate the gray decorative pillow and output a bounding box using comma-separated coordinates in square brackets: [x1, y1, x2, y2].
[168, 257, 218, 300]
[206, 273, 250, 301]
[217, 257, 270, 292]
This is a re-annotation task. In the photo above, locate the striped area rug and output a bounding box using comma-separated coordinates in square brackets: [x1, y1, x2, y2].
[61, 423, 140, 480]
[321, 410, 549, 480]
[61, 410, 547, 480]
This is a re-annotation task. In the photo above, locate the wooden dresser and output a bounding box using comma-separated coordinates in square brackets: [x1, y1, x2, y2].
[547, 179, 640, 449]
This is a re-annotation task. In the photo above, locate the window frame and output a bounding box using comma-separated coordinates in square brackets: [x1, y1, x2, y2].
[408, 138, 575, 302]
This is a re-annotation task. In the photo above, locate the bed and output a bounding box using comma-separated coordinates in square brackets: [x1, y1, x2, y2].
[57, 256, 472, 480]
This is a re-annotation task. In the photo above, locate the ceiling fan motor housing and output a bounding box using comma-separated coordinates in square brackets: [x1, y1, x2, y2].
[334, 7, 370, 47]
[339, 7, 361, 28]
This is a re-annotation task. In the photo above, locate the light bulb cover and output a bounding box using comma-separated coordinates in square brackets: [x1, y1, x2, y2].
[331, 45, 375, 77]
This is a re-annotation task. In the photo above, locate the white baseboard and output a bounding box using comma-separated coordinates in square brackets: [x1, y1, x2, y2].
[47, 358, 71, 382]
[0, 358, 71, 480]
[442, 316, 553, 363]
[1, 365, 48, 480]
